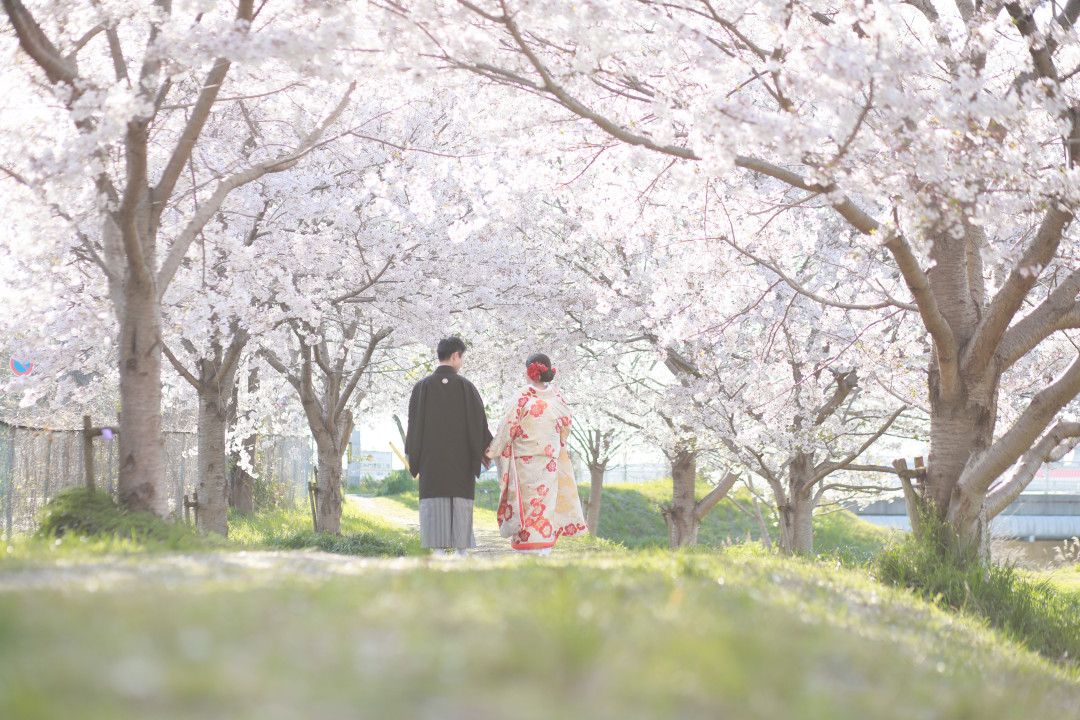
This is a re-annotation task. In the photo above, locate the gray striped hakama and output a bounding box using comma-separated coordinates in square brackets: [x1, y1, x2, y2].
[418, 497, 476, 549]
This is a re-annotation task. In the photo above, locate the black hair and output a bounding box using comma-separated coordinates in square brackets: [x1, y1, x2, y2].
[526, 353, 556, 383]
[437, 336, 467, 361]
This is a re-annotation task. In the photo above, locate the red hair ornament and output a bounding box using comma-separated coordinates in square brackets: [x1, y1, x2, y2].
[527, 362, 556, 382]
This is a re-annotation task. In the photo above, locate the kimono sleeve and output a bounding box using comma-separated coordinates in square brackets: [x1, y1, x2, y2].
[485, 400, 517, 461]
[404, 379, 424, 478]
[464, 380, 493, 477]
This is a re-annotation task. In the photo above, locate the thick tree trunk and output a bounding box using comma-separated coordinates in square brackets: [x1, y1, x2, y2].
[196, 378, 229, 536]
[587, 463, 605, 535]
[778, 490, 816, 556]
[776, 454, 817, 556]
[663, 449, 699, 548]
[117, 276, 167, 517]
[315, 440, 344, 535]
[921, 360, 998, 557]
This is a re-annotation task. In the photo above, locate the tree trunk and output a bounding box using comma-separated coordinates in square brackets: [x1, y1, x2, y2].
[920, 360, 998, 557]
[117, 276, 167, 517]
[776, 454, 817, 556]
[227, 367, 258, 514]
[778, 490, 815, 556]
[663, 449, 699, 548]
[315, 439, 344, 535]
[587, 463, 605, 535]
[228, 432, 256, 514]
[196, 376, 230, 536]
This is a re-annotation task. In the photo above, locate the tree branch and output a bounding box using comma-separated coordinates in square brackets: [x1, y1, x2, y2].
[882, 233, 960, 399]
[960, 354, 1080, 495]
[965, 206, 1073, 373]
[996, 267, 1080, 369]
[725, 237, 914, 311]
[152, 0, 255, 225]
[261, 346, 301, 393]
[214, 328, 250, 388]
[813, 369, 858, 426]
[157, 82, 355, 296]
[2, 0, 79, 88]
[812, 405, 906, 484]
[334, 327, 392, 420]
[984, 421, 1080, 519]
[329, 255, 395, 305]
[161, 340, 200, 390]
[694, 471, 739, 521]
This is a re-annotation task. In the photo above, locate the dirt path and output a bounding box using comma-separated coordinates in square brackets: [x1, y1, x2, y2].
[0, 497, 528, 593]
[347, 494, 513, 558]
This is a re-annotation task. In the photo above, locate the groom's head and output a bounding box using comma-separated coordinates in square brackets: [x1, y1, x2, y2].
[437, 336, 467, 371]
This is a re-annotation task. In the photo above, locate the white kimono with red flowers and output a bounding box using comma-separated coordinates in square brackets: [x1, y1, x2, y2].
[486, 384, 587, 550]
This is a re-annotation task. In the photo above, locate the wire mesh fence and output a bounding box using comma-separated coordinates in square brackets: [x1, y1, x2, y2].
[0, 419, 315, 536]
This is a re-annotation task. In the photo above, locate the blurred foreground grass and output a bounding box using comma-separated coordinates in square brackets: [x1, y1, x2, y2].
[1, 551, 1078, 719]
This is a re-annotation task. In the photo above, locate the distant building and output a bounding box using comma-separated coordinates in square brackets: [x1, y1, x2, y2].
[346, 446, 394, 486]
[1026, 448, 1080, 494]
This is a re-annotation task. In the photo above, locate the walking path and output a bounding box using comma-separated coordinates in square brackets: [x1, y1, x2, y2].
[347, 494, 513, 558]
[0, 495, 533, 593]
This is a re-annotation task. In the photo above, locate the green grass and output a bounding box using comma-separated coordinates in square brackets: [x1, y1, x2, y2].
[2, 489, 226, 563]
[1, 490, 421, 564]
[1, 551, 1078, 718]
[877, 519, 1080, 665]
[576, 480, 894, 560]
[229, 500, 422, 557]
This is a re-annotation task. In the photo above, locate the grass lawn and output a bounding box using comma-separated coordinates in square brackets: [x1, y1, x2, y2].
[2, 486, 1078, 718]
[564, 480, 895, 561]
[1, 550, 1078, 719]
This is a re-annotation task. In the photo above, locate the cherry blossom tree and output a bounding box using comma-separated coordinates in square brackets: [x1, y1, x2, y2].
[1, 0, 363, 517]
[568, 414, 626, 535]
[393, 0, 1080, 557]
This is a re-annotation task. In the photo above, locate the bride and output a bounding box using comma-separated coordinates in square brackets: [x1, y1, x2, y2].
[485, 353, 588, 554]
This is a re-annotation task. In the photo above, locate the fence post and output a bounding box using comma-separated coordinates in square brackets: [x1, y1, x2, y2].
[83, 415, 95, 491]
[2, 424, 11, 541]
[184, 492, 199, 527]
[43, 432, 53, 504]
[308, 467, 319, 533]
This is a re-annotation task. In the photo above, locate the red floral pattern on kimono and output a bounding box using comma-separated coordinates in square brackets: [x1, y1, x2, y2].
[486, 384, 587, 550]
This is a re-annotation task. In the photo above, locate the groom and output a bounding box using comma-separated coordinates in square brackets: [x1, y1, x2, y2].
[405, 337, 492, 556]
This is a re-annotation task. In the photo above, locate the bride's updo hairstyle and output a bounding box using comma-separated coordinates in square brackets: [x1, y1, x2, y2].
[525, 353, 556, 383]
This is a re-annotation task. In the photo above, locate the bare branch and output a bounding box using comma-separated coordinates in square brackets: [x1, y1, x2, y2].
[330, 255, 395, 305]
[812, 405, 906, 483]
[726, 237, 914, 311]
